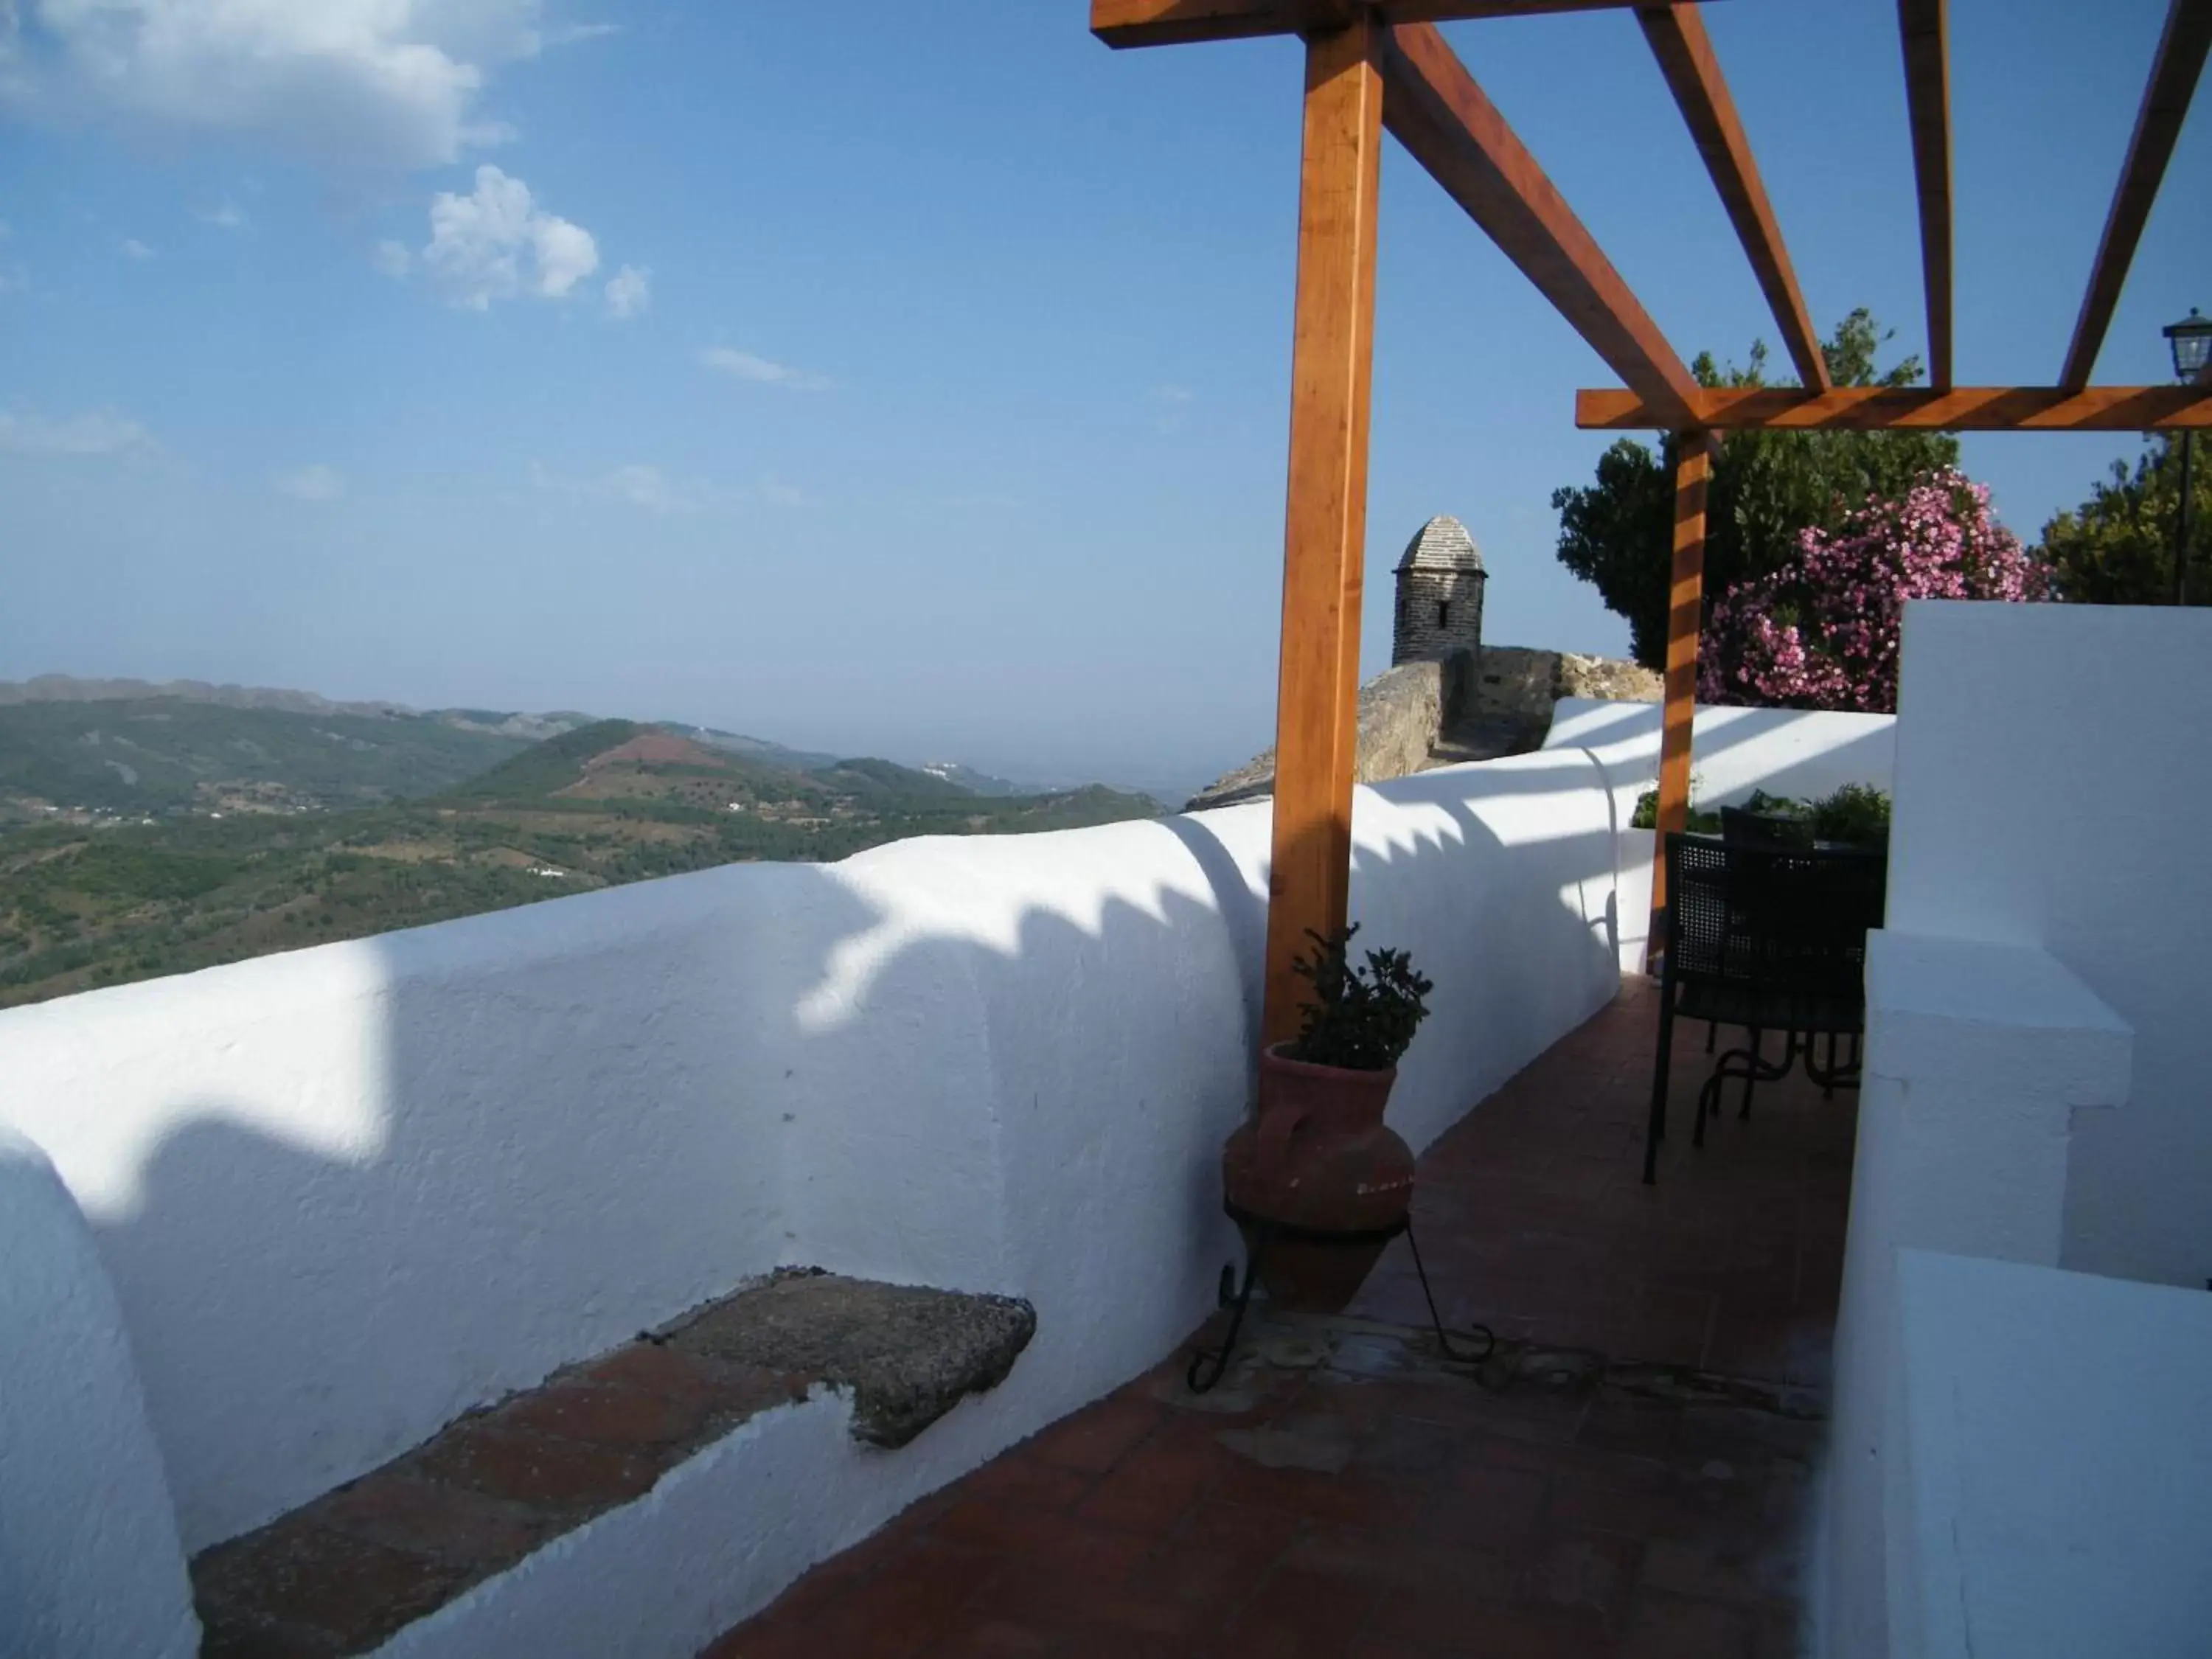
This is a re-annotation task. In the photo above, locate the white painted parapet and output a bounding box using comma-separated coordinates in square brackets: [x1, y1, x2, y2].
[1887, 601, 2212, 1287]
[0, 1130, 198, 1659]
[0, 711, 1871, 1634]
[1821, 932, 2132, 1659]
[1543, 698, 1897, 972]
[1889, 1251, 2212, 1659]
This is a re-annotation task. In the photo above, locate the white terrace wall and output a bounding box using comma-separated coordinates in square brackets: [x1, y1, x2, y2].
[1885, 600, 2212, 1288]
[0, 709, 1875, 1565]
[1545, 696, 1897, 970]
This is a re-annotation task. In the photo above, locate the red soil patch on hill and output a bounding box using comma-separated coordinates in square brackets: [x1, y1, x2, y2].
[582, 733, 731, 771]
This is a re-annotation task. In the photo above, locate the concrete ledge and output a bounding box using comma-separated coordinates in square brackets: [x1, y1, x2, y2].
[664, 1269, 1038, 1450]
[191, 1271, 1035, 1657]
[1866, 932, 2133, 1103]
[1891, 1251, 2212, 1659]
[0, 1131, 198, 1659]
[1823, 934, 2134, 1659]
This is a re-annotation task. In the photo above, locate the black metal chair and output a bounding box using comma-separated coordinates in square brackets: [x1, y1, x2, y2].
[1644, 832, 1886, 1183]
[1719, 804, 1815, 850]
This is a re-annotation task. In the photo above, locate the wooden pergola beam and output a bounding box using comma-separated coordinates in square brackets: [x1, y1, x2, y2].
[1382, 23, 1703, 426]
[1260, 15, 1386, 1046]
[1647, 434, 1712, 975]
[1638, 4, 1828, 390]
[1898, 0, 1953, 390]
[1576, 384, 2212, 431]
[1091, 0, 1711, 49]
[2058, 0, 2212, 389]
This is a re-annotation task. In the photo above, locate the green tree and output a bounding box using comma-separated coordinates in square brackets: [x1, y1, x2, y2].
[2038, 436, 2211, 605]
[1552, 309, 1960, 668]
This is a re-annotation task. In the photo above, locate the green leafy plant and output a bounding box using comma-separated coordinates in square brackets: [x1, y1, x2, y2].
[1630, 789, 1720, 833]
[1632, 782, 1889, 845]
[1284, 924, 1434, 1071]
[1809, 782, 1890, 846]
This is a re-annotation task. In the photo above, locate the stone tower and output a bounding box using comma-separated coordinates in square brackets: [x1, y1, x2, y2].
[1392, 515, 1485, 665]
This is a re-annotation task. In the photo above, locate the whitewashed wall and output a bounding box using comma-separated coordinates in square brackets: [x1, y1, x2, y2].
[1820, 933, 2132, 1659]
[1545, 696, 1897, 970]
[0, 706, 1871, 1589]
[0, 1132, 197, 1659]
[1886, 1251, 2212, 1659]
[1886, 601, 2212, 1287]
[0, 743, 1634, 1554]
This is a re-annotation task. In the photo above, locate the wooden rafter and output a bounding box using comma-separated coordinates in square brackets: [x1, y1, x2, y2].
[1261, 15, 1386, 1046]
[1091, 0, 1709, 49]
[1576, 384, 2212, 431]
[1898, 0, 1953, 390]
[2059, 0, 2212, 389]
[1638, 4, 1827, 390]
[1382, 23, 1703, 426]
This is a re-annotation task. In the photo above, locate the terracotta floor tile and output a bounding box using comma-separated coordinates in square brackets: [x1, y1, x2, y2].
[699, 983, 1845, 1658]
[1023, 1393, 1165, 1475]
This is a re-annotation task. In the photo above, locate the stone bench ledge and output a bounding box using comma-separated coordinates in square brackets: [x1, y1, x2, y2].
[191, 1270, 1036, 1658]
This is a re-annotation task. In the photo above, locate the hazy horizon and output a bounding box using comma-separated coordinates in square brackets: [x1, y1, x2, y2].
[4, 1, 2205, 800]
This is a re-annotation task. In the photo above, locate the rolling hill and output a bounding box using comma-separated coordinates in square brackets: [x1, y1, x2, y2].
[0, 698, 1161, 1009]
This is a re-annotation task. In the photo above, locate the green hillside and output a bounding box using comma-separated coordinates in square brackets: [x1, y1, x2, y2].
[0, 698, 532, 818]
[0, 709, 1161, 1009]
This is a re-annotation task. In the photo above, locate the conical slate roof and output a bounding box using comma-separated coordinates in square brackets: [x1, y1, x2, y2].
[1396, 515, 1484, 573]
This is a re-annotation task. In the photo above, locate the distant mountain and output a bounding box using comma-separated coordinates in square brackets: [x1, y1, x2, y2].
[0, 706, 1163, 1009]
[0, 697, 532, 818]
[919, 762, 1023, 797]
[0, 674, 415, 718]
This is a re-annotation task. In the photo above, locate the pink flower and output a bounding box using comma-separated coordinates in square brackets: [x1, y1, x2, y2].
[1698, 468, 2044, 713]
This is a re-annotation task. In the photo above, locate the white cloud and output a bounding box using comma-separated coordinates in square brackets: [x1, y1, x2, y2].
[700, 347, 835, 392]
[603, 262, 649, 320]
[0, 406, 156, 457]
[193, 201, 246, 229]
[274, 462, 344, 501]
[530, 459, 723, 515]
[546, 21, 621, 45]
[0, 262, 24, 296]
[759, 475, 808, 508]
[372, 238, 413, 278]
[1151, 383, 1195, 403]
[414, 165, 597, 309]
[0, 0, 588, 178]
[121, 237, 154, 259]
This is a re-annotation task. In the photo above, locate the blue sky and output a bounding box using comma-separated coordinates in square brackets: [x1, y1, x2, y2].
[1, 1, 2206, 797]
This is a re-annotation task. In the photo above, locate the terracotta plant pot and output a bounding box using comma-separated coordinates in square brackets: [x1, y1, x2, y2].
[1220, 1044, 1416, 1313]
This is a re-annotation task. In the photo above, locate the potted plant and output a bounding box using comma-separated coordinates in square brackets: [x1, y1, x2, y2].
[1221, 925, 1434, 1311]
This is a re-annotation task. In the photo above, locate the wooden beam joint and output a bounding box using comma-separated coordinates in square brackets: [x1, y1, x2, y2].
[1092, 0, 1725, 49]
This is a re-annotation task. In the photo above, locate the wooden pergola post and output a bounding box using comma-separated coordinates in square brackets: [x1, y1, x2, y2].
[1646, 433, 1711, 972]
[1261, 13, 1384, 1046]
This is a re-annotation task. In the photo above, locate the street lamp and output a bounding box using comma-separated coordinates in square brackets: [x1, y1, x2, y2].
[2163, 307, 2211, 606]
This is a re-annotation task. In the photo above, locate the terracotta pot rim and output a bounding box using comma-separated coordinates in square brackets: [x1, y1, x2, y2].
[1260, 1043, 1397, 1085]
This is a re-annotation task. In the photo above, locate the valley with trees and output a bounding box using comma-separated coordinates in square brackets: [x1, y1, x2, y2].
[0, 692, 1158, 1009]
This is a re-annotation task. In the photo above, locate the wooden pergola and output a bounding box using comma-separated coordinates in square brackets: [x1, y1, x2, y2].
[1093, 0, 2212, 1040]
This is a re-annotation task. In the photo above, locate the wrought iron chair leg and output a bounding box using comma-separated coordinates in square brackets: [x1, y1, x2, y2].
[1645, 991, 1674, 1183]
[1822, 1029, 1834, 1099]
[1187, 1222, 1270, 1394]
[1742, 1028, 1761, 1118]
[1706, 1021, 1717, 1054]
[1408, 1220, 1494, 1364]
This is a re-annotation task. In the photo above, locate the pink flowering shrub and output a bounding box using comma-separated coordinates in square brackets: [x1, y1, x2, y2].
[1700, 468, 2046, 713]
